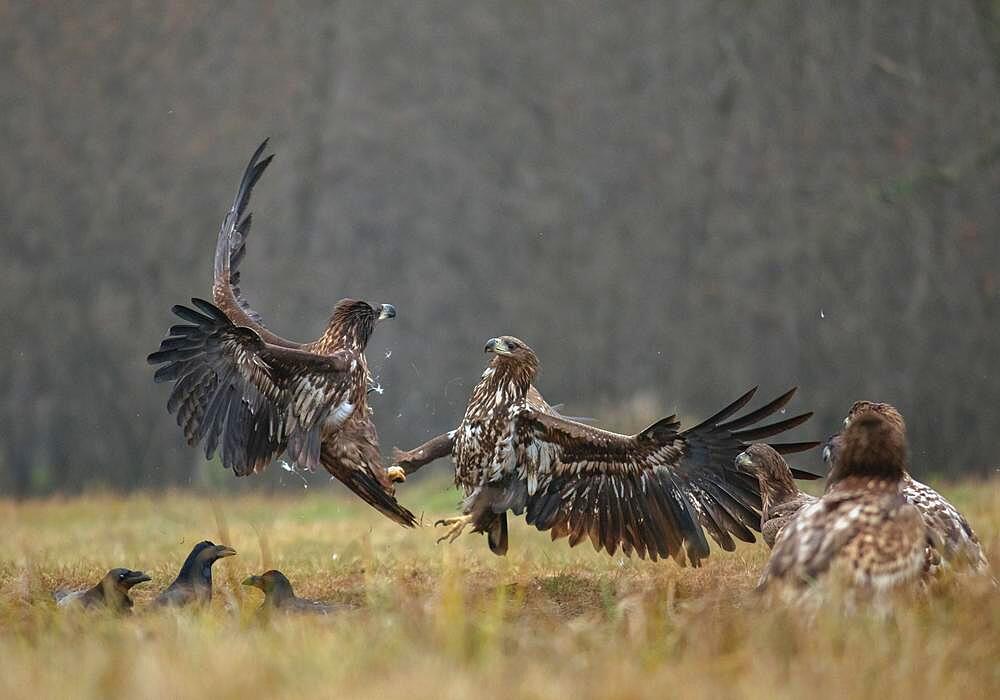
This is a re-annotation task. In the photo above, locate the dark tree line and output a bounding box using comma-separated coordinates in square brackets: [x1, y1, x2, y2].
[1, 1, 999, 495]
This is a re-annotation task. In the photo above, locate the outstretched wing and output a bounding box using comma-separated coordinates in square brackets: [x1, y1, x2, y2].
[672, 387, 820, 549]
[503, 387, 819, 565]
[211, 139, 299, 348]
[148, 298, 353, 475]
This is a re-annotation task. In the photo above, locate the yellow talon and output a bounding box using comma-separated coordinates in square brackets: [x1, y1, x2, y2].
[386, 465, 406, 483]
[434, 515, 473, 544]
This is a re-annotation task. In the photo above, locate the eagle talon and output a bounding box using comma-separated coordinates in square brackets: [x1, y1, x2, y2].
[386, 465, 406, 483]
[434, 515, 473, 544]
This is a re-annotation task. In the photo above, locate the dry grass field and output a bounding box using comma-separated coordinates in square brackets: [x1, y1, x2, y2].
[0, 475, 997, 700]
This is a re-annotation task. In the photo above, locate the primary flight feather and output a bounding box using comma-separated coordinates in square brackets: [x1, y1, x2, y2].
[393, 335, 820, 564]
[148, 141, 415, 527]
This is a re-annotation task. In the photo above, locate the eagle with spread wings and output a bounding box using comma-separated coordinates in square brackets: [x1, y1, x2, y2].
[148, 141, 415, 527]
[392, 335, 820, 564]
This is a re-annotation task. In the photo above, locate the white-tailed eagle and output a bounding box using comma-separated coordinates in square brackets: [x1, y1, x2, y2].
[148, 141, 415, 526]
[392, 335, 820, 564]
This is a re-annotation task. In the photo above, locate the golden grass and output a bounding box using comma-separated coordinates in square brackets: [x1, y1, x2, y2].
[0, 476, 997, 700]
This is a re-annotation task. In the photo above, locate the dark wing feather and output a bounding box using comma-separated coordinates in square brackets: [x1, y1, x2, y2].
[210, 140, 299, 348]
[502, 388, 818, 565]
[508, 410, 709, 565]
[148, 298, 352, 475]
[672, 387, 819, 545]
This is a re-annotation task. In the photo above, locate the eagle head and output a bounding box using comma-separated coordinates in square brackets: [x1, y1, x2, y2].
[736, 443, 798, 501]
[329, 299, 396, 350]
[484, 336, 540, 386]
[844, 400, 906, 434]
[735, 444, 788, 481]
[831, 407, 908, 483]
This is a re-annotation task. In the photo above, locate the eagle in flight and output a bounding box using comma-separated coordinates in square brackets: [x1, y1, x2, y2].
[824, 401, 990, 575]
[392, 335, 820, 564]
[148, 141, 416, 527]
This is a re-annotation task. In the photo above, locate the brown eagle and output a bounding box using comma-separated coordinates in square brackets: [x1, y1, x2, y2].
[148, 141, 415, 527]
[758, 406, 928, 598]
[392, 335, 820, 564]
[736, 444, 816, 548]
[824, 401, 990, 575]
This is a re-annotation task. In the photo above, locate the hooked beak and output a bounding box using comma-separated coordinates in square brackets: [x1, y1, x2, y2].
[735, 451, 755, 472]
[214, 545, 237, 559]
[241, 575, 262, 588]
[484, 337, 508, 355]
[377, 304, 396, 322]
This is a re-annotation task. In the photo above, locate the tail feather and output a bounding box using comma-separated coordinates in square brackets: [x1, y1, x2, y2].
[337, 465, 417, 528]
[487, 513, 508, 555]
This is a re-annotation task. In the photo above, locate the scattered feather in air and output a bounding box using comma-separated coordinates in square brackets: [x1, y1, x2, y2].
[820, 308, 825, 318]
[385, 349, 392, 359]
[279, 460, 309, 488]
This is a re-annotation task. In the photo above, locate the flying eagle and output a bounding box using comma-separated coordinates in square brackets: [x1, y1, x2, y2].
[392, 335, 820, 564]
[758, 406, 928, 600]
[148, 141, 416, 527]
[735, 444, 816, 548]
[824, 401, 990, 575]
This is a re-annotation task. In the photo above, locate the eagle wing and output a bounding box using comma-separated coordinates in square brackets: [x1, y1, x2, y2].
[211, 139, 299, 348]
[903, 478, 989, 572]
[148, 297, 353, 475]
[501, 387, 818, 565]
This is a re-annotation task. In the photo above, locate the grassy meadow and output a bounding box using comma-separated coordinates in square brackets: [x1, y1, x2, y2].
[0, 475, 997, 700]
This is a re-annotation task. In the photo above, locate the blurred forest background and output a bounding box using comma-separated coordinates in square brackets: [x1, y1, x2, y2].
[2, 1, 999, 496]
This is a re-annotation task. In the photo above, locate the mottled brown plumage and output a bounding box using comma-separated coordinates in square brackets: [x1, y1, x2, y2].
[148, 141, 415, 527]
[736, 444, 816, 548]
[759, 408, 928, 599]
[824, 401, 990, 575]
[394, 336, 820, 564]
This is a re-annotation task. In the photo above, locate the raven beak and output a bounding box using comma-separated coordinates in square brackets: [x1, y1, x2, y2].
[126, 571, 152, 586]
[377, 304, 396, 321]
[735, 451, 754, 472]
[215, 545, 237, 558]
[484, 337, 507, 355]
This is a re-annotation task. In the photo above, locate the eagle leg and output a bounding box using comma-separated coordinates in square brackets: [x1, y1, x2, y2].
[434, 515, 474, 544]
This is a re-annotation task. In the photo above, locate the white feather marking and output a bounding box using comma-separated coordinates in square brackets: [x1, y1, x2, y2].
[327, 401, 355, 429]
